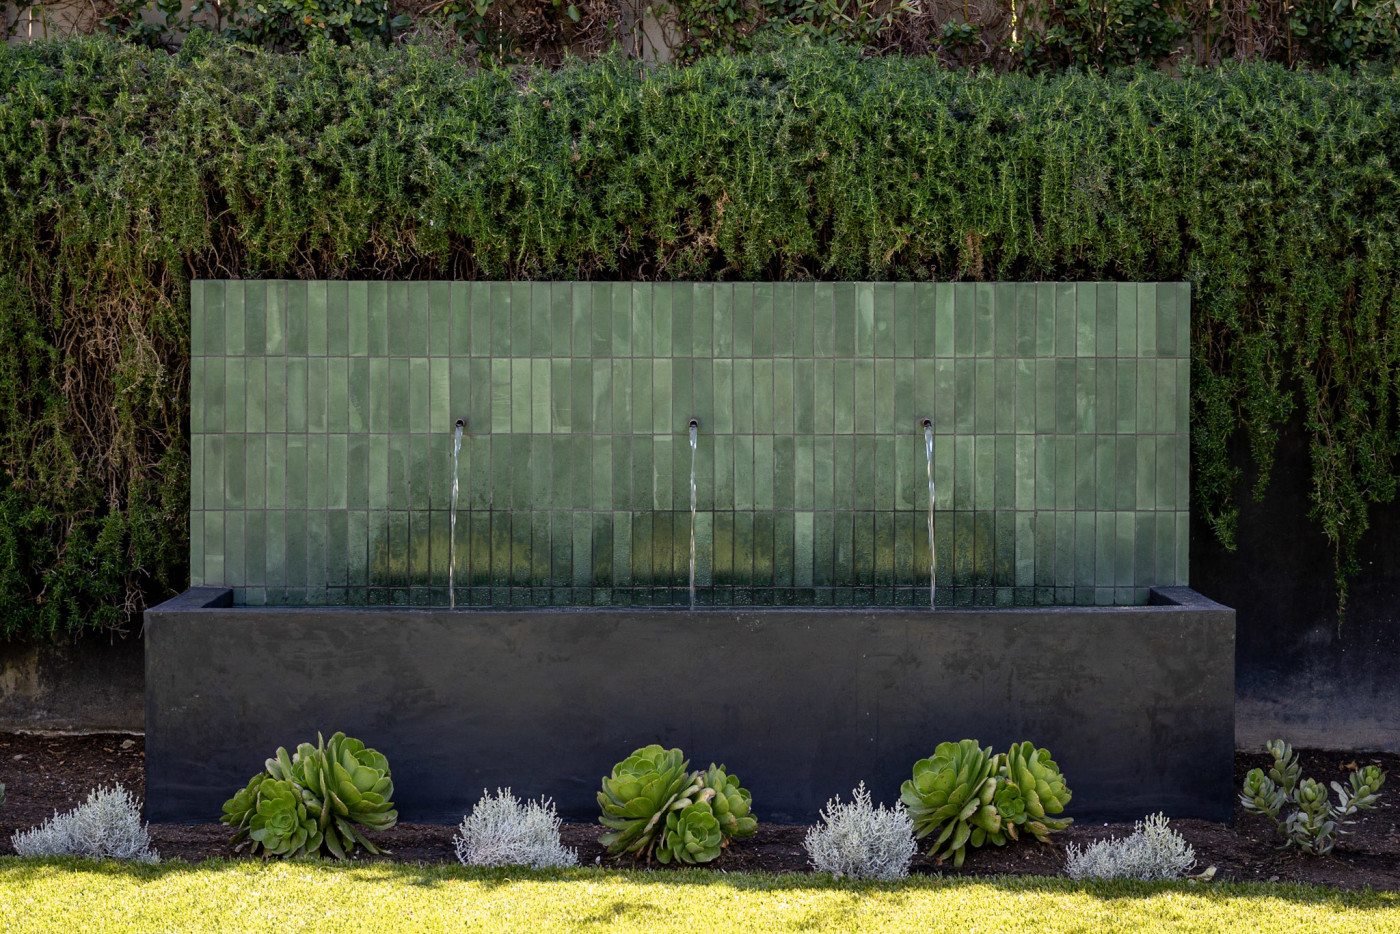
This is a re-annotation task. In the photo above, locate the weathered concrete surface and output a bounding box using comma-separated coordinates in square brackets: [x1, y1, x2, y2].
[146, 587, 1235, 825]
[0, 635, 143, 732]
[1193, 417, 1400, 754]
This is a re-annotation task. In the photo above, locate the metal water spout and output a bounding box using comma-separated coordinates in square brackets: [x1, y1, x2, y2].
[449, 418, 464, 609]
[688, 419, 699, 611]
[923, 418, 936, 610]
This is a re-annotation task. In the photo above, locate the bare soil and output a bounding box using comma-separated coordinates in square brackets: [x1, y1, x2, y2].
[2, 733, 1397, 890]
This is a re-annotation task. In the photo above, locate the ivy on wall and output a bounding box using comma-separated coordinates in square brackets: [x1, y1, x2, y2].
[0, 36, 1397, 637]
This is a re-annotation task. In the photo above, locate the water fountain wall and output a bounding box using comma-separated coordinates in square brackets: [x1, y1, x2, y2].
[185, 281, 1191, 606]
[148, 281, 1233, 825]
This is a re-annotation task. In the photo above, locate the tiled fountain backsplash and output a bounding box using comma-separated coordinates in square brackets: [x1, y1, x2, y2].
[190, 281, 1190, 607]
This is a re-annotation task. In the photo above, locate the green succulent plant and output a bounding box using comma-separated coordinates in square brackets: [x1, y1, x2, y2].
[598, 748, 757, 864]
[695, 763, 758, 841]
[996, 741, 1074, 843]
[1241, 739, 1386, 856]
[901, 739, 1001, 867]
[903, 739, 1074, 866]
[598, 745, 702, 859]
[221, 731, 396, 859]
[658, 802, 724, 864]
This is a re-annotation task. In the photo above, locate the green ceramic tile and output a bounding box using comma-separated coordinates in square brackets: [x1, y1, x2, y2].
[1033, 360, 1054, 434]
[1134, 513, 1156, 587]
[591, 282, 613, 357]
[325, 358, 347, 433]
[526, 358, 548, 434]
[1035, 283, 1056, 357]
[1135, 434, 1156, 510]
[244, 511, 266, 587]
[1055, 437, 1075, 510]
[1055, 359, 1076, 435]
[1177, 358, 1190, 438]
[833, 283, 856, 357]
[650, 359, 670, 435]
[1072, 435, 1095, 510]
[306, 357, 327, 433]
[951, 359, 973, 434]
[1014, 512, 1034, 586]
[917, 284, 940, 358]
[812, 283, 834, 357]
[367, 435, 388, 510]
[246, 282, 268, 358]
[613, 359, 635, 435]
[594, 437, 613, 510]
[444, 282, 469, 358]
[1157, 360, 1177, 434]
[930, 359, 952, 435]
[1177, 429, 1190, 515]
[407, 434, 430, 510]
[975, 359, 995, 434]
[754, 435, 775, 510]
[224, 435, 245, 509]
[974, 436, 995, 511]
[266, 435, 286, 510]
[1136, 357, 1157, 433]
[652, 284, 674, 358]
[1136, 283, 1156, 358]
[1075, 359, 1096, 434]
[994, 283, 1015, 357]
[1156, 282, 1177, 357]
[307, 281, 328, 356]
[1053, 283, 1075, 359]
[286, 358, 308, 433]
[204, 358, 226, 434]
[631, 358, 652, 434]
[975, 283, 995, 356]
[606, 282, 629, 357]
[346, 435, 368, 510]
[387, 434, 410, 510]
[995, 436, 1014, 510]
[224, 358, 246, 433]
[672, 358, 692, 433]
[792, 282, 815, 358]
[1034, 436, 1054, 511]
[284, 281, 308, 356]
[509, 358, 532, 433]
[307, 435, 329, 510]
[286, 436, 308, 508]
[355, 284, 382, 360]
[950, 283, 973, 357]
[430, 357, 450, 436]
[1075, 283, 1095, 357]
[1013, 436, 1034, 510]
[1178, 283, 1191, 361]
[1093, 283, 1116, 359]
[1156, 436, 1176, 510]
[506, 281, 526, 358]
[952, 435, 973, 510]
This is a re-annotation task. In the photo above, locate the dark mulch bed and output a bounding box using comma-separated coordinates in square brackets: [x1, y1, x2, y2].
[2, 732, 1397, 890]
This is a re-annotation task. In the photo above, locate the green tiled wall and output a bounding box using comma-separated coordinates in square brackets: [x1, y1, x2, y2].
[190, 281, 1190, 607]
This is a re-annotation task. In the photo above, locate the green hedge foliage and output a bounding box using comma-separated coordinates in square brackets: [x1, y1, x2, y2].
[1, 36, 1398, 637]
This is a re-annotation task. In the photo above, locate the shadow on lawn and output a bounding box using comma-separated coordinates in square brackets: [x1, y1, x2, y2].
[1, 855, 1398, 912]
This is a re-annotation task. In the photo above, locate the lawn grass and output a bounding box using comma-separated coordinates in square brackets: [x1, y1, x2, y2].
[2, 860, 1397, 933]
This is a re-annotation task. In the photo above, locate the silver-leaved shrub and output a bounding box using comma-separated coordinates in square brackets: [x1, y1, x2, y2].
[454, 789, 578, 869]
[1064, 812, 1195, 881]
[804, 782, 916, 880]
[11, 784, 158, 862]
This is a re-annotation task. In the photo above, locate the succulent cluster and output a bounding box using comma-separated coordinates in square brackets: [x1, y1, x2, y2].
[597, 746, 757, 865]
[1240, 740, 1386, 856]
[222, 732, 397, 859]
[901, 739, 1072, 867]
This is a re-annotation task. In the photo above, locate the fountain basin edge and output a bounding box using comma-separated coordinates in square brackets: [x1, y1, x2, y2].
[145, 587, 1235, 825]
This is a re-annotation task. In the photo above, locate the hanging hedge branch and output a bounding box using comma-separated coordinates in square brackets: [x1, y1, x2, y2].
[0, 36, 1397, 637]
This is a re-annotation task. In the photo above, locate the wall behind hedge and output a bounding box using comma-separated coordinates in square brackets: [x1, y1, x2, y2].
[0, 36, 1398, 637]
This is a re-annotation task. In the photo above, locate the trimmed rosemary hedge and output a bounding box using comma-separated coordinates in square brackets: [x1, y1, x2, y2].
[1, 35, 1398, 637]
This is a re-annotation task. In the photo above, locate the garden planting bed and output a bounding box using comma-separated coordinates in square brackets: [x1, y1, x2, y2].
[1, 732, 1397, 891]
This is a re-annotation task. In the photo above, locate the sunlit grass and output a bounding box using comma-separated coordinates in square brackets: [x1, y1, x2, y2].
[1, 858, 1396, 933]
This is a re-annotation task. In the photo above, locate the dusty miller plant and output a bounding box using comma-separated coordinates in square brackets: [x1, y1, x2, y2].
[11, 784, 158, 862]
[1240, 740, 1386, 856]
[804, 782, 916, 880]
[454, 789, 578, 869]
[1064, 813, 1195, 881]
